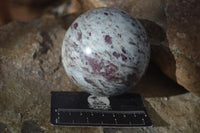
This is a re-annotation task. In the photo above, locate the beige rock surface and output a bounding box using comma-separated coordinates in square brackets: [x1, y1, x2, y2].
[165, 0, 200, 96]
[151, 0, 200, 96]
[0, 12, 200, 133]
[0, 0, 80, 27]
[0, 14, 81, 132]
[0, 0, 56, 26]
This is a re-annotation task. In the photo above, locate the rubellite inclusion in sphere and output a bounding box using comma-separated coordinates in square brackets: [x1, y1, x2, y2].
[62, 7, 150, 96]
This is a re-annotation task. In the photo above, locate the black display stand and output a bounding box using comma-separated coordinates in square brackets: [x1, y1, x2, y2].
[51, 92, 152, 127]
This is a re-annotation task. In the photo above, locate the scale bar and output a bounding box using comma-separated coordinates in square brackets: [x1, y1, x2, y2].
[56, 121, 146, 126]
[56, 108, 145, 114]
[51, 92, 152, 127]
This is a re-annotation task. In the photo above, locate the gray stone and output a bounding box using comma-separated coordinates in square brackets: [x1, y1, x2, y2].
[21, 120, 44, 133]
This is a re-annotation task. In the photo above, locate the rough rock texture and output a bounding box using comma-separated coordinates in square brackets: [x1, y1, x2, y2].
[0, 0, 79, 27]
[0, 0, 56, 26]
[50, 0, 82, 15]
[166, 0, 200, 96]
[0, 14, 83, 132]
[0, 13, 200, 133]
[152, 0, 200, 96]
[77, 0, 167, 29]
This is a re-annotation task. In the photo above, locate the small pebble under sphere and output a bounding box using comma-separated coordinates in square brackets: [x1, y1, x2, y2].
[62, 7, 150, 96]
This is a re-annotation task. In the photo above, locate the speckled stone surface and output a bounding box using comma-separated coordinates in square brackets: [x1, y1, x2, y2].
[62, 7, 150, 96]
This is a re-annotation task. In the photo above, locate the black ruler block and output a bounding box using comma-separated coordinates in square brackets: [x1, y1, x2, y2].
[51, 92, 152, 127]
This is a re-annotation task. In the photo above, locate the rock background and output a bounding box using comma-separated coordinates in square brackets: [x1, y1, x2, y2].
[77, 0, 167, 29]
[0, 0, 200, 133]
[165, 0, 200, 96]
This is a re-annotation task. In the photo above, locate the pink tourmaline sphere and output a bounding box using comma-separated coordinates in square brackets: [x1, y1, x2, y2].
[62, 7, 150, 96]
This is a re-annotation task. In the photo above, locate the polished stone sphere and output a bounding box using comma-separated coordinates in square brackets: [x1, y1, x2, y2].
[62, 7, 150, 96]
